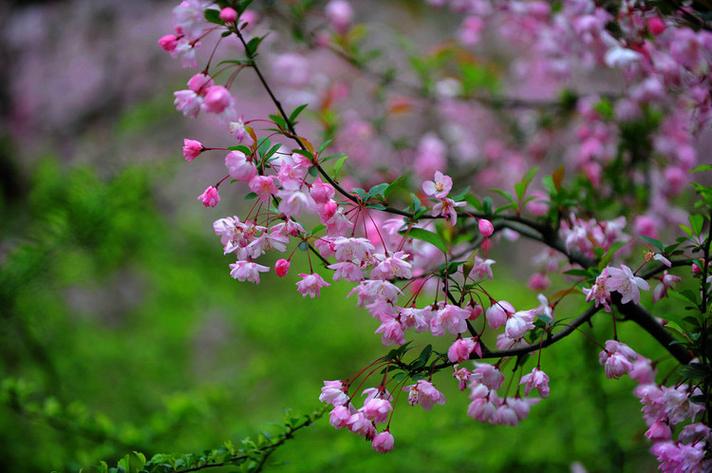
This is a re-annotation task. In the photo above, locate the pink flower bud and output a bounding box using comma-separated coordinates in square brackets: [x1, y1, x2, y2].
[197, 186, 220, 207]
[203, 86, 232, 114]
[647, 17, 666, 36]
[219, 7, 238, 23]
[371, 430, 394, 453]
[275, 259, 291, 277]
[692, 263, 702, 275]
[158, 34, 178, 52]
[182, 138, 204, 161]
[478, 218, 494, 237]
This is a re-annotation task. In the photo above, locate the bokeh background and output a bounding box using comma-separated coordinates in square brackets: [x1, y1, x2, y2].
[0, 1, 693, 472]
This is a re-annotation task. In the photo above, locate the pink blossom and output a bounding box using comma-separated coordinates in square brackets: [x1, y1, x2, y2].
[478, 218, 494, 237]
[248, 175, 279, 201]
[447, 338, 477, 363]
[453, 366, 472, 391]
[229, 260, 269, 283]
[629, 358, 656, 384]
[505, 310, 536, 339]
[319, 380, 349, 406]
[219, 7, 238, 23]
[645, 420, 672, 441]
[405, 380, 445, 410]
[362, 398, 392, 423]
[229, 118, 250, 143]
[334, 237, 375, 264]
[296, 273, 330, 298]
[182, 138, 204, 161]
[225, 151, 257, 182]
[349, 280, 401, 306]
[187, 73, 214, 93]
[274, 259, 290, 278]
[599, 340, 638, 378]
[422, 171, 452, 199]
[400, 307, 433, 332]
[346, 411, 375, 439]
[277, 190, 315, 218]
[197, 186, 220, 207]
[318, 200, 338, 222]
[467, 397, 497, 423]
[328, 261, 364, 282]
[605, 265, 650, 304]
[432, 198, 465, 226]
[432, 304, 470, 335]
[493, 404, 519, 426]
[486, 300, 515, 329]
[371, 251, 412, 280]
[520, 368, 550, 398]
[310, 178, 335, 204]
[472, 363, 504, 390]
[371, 431, 394, 453]
[174, 90, 203, 118]
[470, 257, 495, 280]
[583, 270, 612, 311]
[203, 85, 233, 114]
[653, 270, 681, 302]
[375, 317, 405, 346]
[329, 405, 352, 428]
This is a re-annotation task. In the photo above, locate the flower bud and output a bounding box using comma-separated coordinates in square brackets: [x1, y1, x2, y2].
[158, 34, 178, 52]
[219, 7, 238, 23]
[275, 259, 291, 278]
[182, 138, 204, 161]
[478, 218, 494, 237]
[197, 186, 220, 208]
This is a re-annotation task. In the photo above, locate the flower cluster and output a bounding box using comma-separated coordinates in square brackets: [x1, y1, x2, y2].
[157, 0, 711, 466]
[600, 341, 710, 472]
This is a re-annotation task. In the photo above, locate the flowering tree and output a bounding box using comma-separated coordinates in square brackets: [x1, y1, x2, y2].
[159, 0, 712, 470]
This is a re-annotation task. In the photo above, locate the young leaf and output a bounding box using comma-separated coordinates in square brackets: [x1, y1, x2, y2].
[406, 228, 447, 253]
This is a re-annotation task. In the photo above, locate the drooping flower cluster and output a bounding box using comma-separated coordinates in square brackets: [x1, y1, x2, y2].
[600, 341, 710, 472]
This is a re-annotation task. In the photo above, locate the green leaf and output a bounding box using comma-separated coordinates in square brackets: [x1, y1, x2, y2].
[384, 175, 408, 200]
[332, 155, 348, 178]
[598, 241, 625, 268]
[692, 164, 712, 173]
[640, 235, 664, 251]
[309, 224, 326, 236]
[406, 228, 447, 253]
[514, 167, 539, 202]
[690, 214, 704, 236]
[368, 183, 389, 200]
[289, 104, 309, 123]
[227, 145, 252, 155]
[204, 9, 222, 25]
[318, 139, 334, 154]
[245, 36, 265, 57]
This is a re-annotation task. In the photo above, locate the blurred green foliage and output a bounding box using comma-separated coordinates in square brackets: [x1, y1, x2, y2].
[0, 157, 674, 472]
